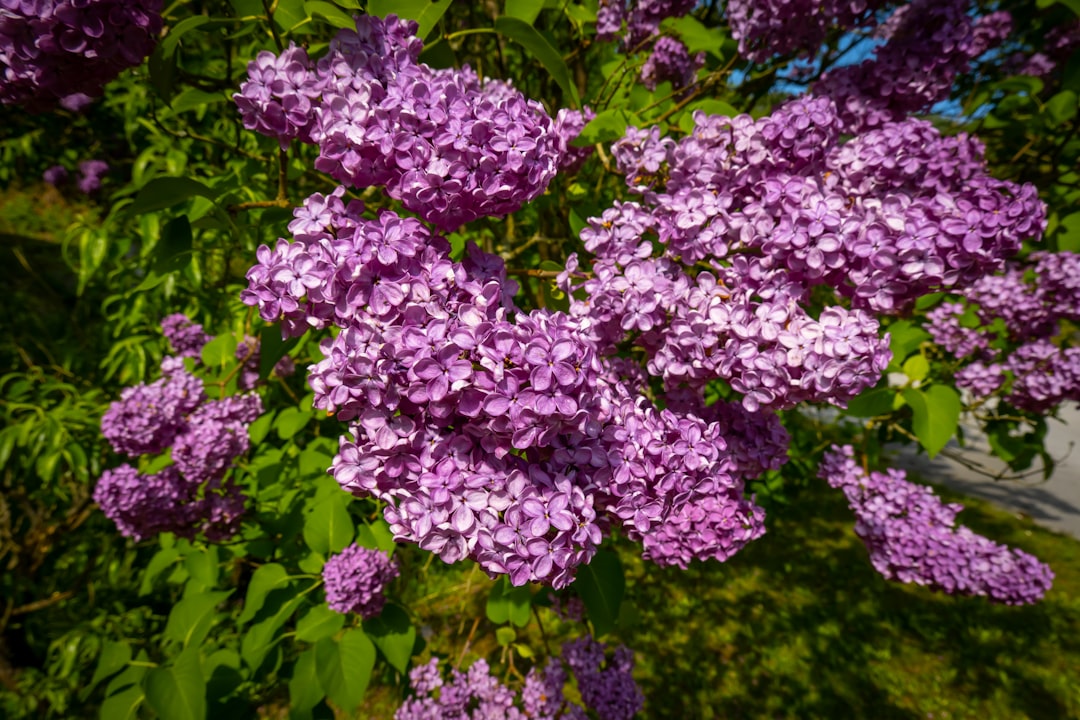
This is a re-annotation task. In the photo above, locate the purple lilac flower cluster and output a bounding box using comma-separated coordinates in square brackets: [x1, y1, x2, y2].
[639, 35, 704, 92]
[1008, 21, 1080, 77]
[815, 0, 1010, 130]
[95, 315, 262, 541]
[322, 543, 399, 617]
[243, 174, 799, 581]
[552, 107, 596, 174]
[607, 96, 1044, 315]
[820, 445, 1053, 604]
[0, 0, 163, 110]
[726, 0, 886, 63]
[233, 15, 560, 231]
[77, 159, 108, 193]
[927, 252, 1080, 413]
[395, 637, 641, 720]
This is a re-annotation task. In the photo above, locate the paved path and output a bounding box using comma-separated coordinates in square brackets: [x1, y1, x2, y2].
[894, 404, 1080, 539]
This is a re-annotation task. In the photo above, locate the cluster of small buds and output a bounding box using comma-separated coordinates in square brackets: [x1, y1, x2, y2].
[639, 36, 704, 92]
[815, 0, 1009, 130]
[322, 544, 399, 617]
[234, 15, 560, 231]
[395, 638, 641, 720]
[0, 0, 163, 110]
[726, 0, 887, 63]
[925, 252, 1080, 412]
[819, 445, 1053, 604]
[95, 315, 263, 541]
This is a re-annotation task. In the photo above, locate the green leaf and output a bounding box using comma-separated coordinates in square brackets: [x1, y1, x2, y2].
[505, 0, 545, 24]
[140, 547, 181, 595]
[660, 15, 732, 58]
[572, 108, 635, 147]
[259, 325, 299, 379]
[367, 0, 452, 38]
[168, 88, 227, 114]
[902, 385, 961, 459]
[315, 630, 375, 712]
[273, 0, 308, 32]
[303, 491, 355, 555]
[164, 590, 232, 648]
[1046, 90, 1078, 126]
[902, 355, 929, 383]
[154, 215, 194, 276]
[275, 406, 310, 439]
[494, 16, 580, 107]
[99, 685, 144, 720]
[487, 577, 532, 627]
[296, 604, 346, 643]
[143, 646, 206, 720]
[238, 563, 291, 625]
[363, 603, 416, 674]
[886, 320, 928, 367]
[844, 387, 896, 418]
[129, 177, 218, 215]
[160, 16, 213, 58]
[305, 1, 356, 28]
[83, 641, 132, 700]
[242, 587, 307, 672]
[1056, 211, 1080, 252]
[248, 411, 276, 445]
[355, 517, 396, 554]
[573, 550, 624, 637]
[77, 228, 108, 295]
[496, 626, 517, 646]
[289, 648, 325, 713]
[201, 333, 238, 369]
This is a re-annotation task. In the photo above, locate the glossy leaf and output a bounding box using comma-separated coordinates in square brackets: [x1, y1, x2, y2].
[364, 603, 416, 674]
[143, 646, 206, 720]
[494, 16, 580, 107]
[903, 385, 962, 459]
[315, 630, 375, 712]
[238, 563, 291, 625]
[574, 550, 624, 637]
[296, 604, 346, 643]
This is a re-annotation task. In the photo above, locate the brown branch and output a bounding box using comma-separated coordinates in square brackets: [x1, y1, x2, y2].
[12, 591, 73, 616]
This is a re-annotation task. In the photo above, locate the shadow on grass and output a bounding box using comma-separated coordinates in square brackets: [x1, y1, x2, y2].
[621, 481, 1080, 720]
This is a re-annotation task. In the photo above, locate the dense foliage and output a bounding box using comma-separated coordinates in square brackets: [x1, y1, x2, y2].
[1, 0, 1079, 718]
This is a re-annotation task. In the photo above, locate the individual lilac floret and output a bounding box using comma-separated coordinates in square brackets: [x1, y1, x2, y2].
[100, 369, 204, 456]
[161, 313, 211, 360]
[322, 544, 400, 617]
[77, 159, 108, 194]
[820, 445, 1054, 605]
[562, 636, 644, 720]
[0, 0, 163, 110]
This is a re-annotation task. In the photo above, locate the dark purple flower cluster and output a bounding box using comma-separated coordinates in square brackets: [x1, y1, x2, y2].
[561, 636, 644, 720]
[161, 313, 211, 360]
[639, 35, 703, 92]
[233, 15, 559, 231]
[96, 315, 263, 541]
[814, 0, 1010, 130]
[927, 252, 1080, 413]
[726, 0, 886, 63]
[77, 159, 108, 194]
[608, 96, 1044, 315]
[42, 164, 66, 185]
[395, 637, 641, 720]
[820, 445, 1053, 604]
[552, 106, 596, 174]
[0, 0, 163, 110]
[322, 543, 399, 617]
